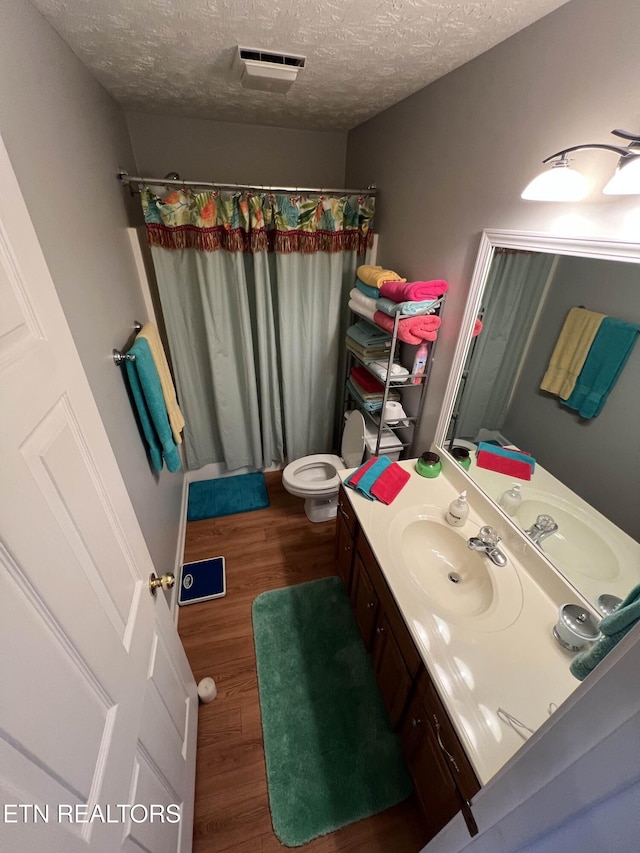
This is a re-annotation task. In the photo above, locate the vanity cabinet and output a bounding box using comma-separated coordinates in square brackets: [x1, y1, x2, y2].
[353, 529, 421, 729]
[402, 670, 480, 836]
[333, 493, 480, 840]
[335, 486, 356, 594]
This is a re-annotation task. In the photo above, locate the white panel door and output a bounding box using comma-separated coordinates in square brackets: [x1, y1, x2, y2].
[0, 133, 197, 852]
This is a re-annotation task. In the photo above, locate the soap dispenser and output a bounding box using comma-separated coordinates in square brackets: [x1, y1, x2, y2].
[498, 483, 522, 516]
[446, 491, 469, 527]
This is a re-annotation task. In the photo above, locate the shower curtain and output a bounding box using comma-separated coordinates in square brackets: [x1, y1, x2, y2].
[141, 188, 375, 471]
[455, 250, 555, 441]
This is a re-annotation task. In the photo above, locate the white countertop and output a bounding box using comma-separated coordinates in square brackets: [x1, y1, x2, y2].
[340, 458, 584, 785]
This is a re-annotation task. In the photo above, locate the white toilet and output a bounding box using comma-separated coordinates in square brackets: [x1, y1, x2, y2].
[282, 411, 403, 523]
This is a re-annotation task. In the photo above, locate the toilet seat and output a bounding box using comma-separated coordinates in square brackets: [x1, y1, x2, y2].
[282, 453, 343, 498]
[281, 411, 366, 499]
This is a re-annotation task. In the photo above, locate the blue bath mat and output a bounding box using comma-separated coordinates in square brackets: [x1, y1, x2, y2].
[187, 472, 270, 521]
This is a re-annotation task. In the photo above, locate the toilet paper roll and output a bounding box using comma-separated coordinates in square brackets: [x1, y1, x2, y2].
[383, 400, 406, 424]
[197, 677, 217, 703]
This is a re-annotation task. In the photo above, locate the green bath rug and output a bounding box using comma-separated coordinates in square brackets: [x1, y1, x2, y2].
[187, 471, 269, 521]
[252, 576, 412, 847]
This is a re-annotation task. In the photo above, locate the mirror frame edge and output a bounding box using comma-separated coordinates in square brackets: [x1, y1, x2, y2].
[434, 227, 640, 448]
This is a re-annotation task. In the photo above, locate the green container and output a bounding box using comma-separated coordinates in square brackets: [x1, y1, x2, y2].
[416, 452, 441, 478]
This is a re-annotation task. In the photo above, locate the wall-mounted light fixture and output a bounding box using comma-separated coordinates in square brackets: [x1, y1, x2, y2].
[521, 128, 640, 201]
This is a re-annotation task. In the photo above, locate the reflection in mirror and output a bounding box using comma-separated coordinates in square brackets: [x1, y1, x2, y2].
[437, 231, 640, 611]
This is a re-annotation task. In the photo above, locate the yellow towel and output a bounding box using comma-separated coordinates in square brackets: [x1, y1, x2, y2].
[540, 307, 607, 399]
[357, 264, 406, 289]
[137, 323, 185, 444]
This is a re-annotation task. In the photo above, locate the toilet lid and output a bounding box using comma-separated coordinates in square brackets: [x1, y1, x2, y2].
[341, 410, 366, 468]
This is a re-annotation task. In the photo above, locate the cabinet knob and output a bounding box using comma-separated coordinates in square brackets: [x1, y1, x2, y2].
[411, 717, 422, 728]
[344, 545, 351, 552]
[376, 625, 384, 634]
[366, 601, 375, 609]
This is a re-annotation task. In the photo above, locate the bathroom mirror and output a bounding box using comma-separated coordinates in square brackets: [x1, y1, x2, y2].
[435, 230, 640, 610]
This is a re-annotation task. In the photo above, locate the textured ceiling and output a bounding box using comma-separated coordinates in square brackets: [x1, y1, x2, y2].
[32, 0, 568, 130]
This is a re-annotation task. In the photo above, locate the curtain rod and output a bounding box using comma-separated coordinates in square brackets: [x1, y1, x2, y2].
[117, 170, 377, 197]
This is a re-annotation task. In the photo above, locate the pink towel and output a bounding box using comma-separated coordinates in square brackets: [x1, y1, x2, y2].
[473, 318, 483, 337]
[374, 311, 441, 344]
[370, 462, 410, 504]
[344, 457, 377, 488]
[379, 280, 448, 302]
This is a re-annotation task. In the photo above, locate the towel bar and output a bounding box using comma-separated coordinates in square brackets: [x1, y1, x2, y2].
[113, 320, 144, 365]
[113, 349, 135, 365]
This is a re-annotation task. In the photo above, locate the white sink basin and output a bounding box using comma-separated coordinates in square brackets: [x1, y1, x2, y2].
[389, 505, 523, 632]
[513, 492, 620, 582]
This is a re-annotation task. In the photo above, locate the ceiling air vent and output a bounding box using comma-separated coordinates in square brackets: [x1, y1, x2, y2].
[234, 47, 306, 94]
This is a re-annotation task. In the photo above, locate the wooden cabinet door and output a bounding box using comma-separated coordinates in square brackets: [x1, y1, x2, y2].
[402, 691, 460, 841]
[351, 556, 379, 651]
[337, 485, 356, 535]
[335, 511, 355, 594]
[372, 612, 413, 730]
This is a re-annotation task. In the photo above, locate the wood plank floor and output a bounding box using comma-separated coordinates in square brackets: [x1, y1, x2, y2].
[179, 471, 428, 853]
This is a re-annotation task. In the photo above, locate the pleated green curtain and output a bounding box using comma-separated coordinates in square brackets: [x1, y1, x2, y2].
[456, 250, 555, 440]
[142, 188, 374, 471]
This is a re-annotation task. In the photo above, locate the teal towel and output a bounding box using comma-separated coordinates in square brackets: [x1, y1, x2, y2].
[562, 317, 639, 418]
[376, 296, 439, 317]
[345, 456, 392, 500]
[355, 278, 381, 300]
[345, 378, 383, 412]
[476, 441, 535, 472]
[126, 338, 181, 473]
[570, 583, 640, 681]
[346, 320, 392, 349]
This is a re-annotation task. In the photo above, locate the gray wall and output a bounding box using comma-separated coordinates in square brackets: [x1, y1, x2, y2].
[125, 111, 348, 187]
[0, 0, 182, 572]
[504, 255, 640, 540]
[346, 0, 640, 451]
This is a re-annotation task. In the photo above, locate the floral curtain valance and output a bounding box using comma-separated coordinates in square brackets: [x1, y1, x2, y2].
[141, 188, 375, 255]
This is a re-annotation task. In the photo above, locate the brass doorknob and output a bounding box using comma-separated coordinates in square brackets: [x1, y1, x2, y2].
[149, 572, 175, 596]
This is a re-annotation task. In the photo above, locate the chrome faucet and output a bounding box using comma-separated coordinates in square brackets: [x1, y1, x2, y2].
[467, 526, 508, 567]
[525, 514, 558, 546]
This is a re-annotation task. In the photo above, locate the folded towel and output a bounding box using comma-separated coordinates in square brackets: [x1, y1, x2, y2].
[125, 338, 182, 473]
[345, 455, 393, 500]
[476, 442, 535, 480]
[344, 457, 378, 490]
[346, 378, 388, 412]
[570, 583, 640, 681]
[477, 442, 535, 469]
[380, 279, 448, 302]
[137, 322, 185, 444]
[350, 365, 385, 395]
[346, 320, 393, 349]
[368, 360, 410, 383]
[349, 375, 400, 403]
[357, 264, 406, 289]
[350, 287, 378, 316]
[562, 317, 639, 418]
[540, 307, 607, 399]
[370, 462, 410, 504]
[355, 278, 381, 300]
[349, 299, 377, 324]
[345, 339, 393, 363]
[373, 311, 441, 344]
[376, 296, 440, 317]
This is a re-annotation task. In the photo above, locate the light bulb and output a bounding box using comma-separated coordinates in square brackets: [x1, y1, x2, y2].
[521, 159, 589, 202]
[603, 155, 640, 194]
